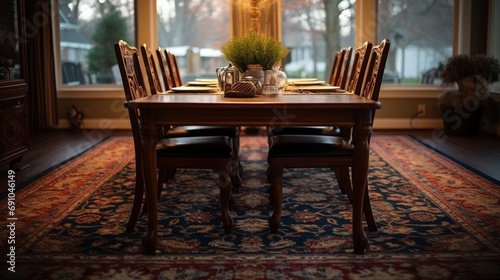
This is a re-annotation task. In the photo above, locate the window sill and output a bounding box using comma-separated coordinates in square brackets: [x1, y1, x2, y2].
[57, 84, 447, 100]
[58, 85, 124, 99]
[380, 85, 445, 99]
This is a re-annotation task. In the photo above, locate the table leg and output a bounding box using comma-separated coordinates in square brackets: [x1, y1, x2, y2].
[351, 115, 371, 254]
[141, 115, 158, 254]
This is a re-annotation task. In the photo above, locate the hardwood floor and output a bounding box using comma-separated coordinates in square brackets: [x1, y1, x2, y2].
[0, 129, 132, 195]
[1, 128, 499, 196]
[404, 129, 500, 183]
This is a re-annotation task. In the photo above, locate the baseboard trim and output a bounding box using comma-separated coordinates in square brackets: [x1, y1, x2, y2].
[55, 119, 131, 130]
[374, 118, 443, 129]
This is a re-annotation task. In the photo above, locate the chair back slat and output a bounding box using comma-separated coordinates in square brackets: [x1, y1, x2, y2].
[156, 47, 174, 90]
[164, 49, 182, 87]
[114, 40, 147, 103]
[360, 39, 391, 102]
[346, 41, 373, 94]
[140, 44, 163, 95]
[329, 48, 346, 85]
[338, 47, 353, 90]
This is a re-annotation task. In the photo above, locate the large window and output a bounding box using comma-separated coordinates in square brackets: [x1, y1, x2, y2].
[58, 0, 134, 86]
[57, 0, 455, 88]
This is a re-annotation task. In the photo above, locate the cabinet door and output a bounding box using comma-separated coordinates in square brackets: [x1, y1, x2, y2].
[0, 0, 29, 168]
[0, 90, 29, 160]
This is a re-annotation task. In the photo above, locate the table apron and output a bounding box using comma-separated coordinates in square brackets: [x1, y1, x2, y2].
[145, 107, 373, 127]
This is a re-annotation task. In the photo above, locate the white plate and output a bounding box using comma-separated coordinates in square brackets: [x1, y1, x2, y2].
[186, 81, 218, 86]
[287, 78, 318, 83]
[290, 85, 340, 92]
[195, 78, 218, 83]
[171, 86, 218, 93]
[291, 80, 326, 86]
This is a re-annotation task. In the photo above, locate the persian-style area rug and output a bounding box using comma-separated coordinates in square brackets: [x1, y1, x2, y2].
[1, 135, 499, 279]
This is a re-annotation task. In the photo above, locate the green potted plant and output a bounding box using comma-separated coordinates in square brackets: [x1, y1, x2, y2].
[438, 54, 500, 135]
[220, 31, 290, 73]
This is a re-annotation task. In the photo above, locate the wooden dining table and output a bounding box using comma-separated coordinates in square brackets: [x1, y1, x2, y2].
[126, 91, 381, 254]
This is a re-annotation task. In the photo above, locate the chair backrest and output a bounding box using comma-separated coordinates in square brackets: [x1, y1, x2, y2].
[164, 49, 182, 87]
[140, 44, 163, 95]
[328, 48, 346, 85]
[114, 40, 147, 103]
[359, 38, 391, 102]
[114, 40, 147, 146]
[156, 47, 174, 90]
[346, 41, 373, 94]
[337, 46, 353, 90]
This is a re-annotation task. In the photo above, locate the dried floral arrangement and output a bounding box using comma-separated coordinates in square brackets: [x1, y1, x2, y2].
[441, 54, 500, 85]
[220, 31, 289, 72]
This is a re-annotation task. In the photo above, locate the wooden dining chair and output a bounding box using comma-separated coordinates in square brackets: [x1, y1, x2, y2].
[115, 40, 237, 234]
[156, 47, 174, 91]
[346, 41, 373, 95]
[337, 47, 353, 90]
[267, 39, 390, 234]
[140, 44, 164, 94]
[328, 48, 347, 86]
[145, 44, 243, 185]
[266, 42, 373, 197]
[164, 49, 183, 87]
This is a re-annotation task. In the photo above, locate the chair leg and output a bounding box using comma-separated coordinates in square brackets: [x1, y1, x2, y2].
[157, 168, 166, 197]
[166, 168, 176, 179]
[344, 169, 376, 231]
[142, 168, 167, 214]
[364, 183, 377, 232]
[126, 161, 144, 232]
[230, 156, 242, 193]
[219, 160, 233, 234]
[333, 167, 348, 195]
[269, 162, 283, 233]
[340, 167, 353, 202]
[233, 134, 244, 177]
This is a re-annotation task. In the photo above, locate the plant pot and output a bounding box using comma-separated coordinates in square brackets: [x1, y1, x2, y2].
[440, 104, 484, 136]
[438, 76, 489, 136]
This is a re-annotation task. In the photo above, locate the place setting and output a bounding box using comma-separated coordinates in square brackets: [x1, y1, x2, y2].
[170, 78, 220, 93]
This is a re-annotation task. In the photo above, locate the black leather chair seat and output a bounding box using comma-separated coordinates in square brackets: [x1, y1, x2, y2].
[268, 126, 340, 137]
[157, 135, 233, 157]
[269, 134, 353, 157]
[167, 126, 239, 138]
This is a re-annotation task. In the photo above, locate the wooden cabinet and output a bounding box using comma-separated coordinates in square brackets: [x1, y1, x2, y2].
[0, 0, 30, 170]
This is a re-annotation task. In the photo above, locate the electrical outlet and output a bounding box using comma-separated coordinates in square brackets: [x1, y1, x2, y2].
[418, 104, 426, 117]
